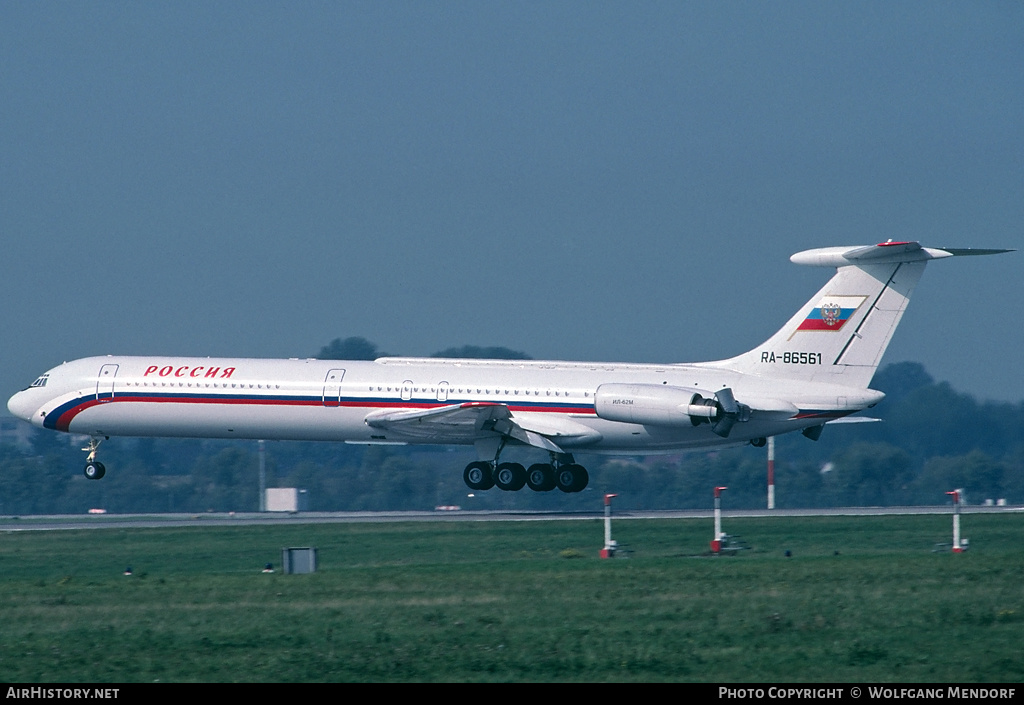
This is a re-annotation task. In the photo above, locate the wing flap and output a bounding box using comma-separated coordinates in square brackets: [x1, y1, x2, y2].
[513, 413, 603, 445]
[363, 402, 580, 452]
[364, 402, 507, 441]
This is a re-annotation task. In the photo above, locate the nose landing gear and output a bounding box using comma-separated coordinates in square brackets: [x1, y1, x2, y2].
[82, 437, 108, 480]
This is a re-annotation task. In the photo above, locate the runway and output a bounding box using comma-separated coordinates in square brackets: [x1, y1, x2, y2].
[1, 504, 1019, 531]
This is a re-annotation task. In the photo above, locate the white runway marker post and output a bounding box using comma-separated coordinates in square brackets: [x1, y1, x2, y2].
[600, 493, 618, 558]
[947, 489, 963, 553]
[712, 486, 727, 554]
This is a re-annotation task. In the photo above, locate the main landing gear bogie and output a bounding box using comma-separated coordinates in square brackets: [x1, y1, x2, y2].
[463, 459, 588, 493]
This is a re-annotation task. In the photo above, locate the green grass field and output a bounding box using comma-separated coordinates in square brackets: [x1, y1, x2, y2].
[0, 513, 1021, 682]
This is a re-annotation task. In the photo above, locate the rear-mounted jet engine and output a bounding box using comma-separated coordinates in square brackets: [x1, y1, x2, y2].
[594, 383, 751, 437]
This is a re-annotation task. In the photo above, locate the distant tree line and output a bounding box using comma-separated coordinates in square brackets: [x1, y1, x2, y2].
[316, 336, 532, 362]
[1, 340, 1021, 515]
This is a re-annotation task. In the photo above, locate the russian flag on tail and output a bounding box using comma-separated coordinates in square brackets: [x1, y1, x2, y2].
[797, 295, 866, 331]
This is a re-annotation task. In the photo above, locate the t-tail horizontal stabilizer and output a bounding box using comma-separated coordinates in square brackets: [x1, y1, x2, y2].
[790, 242, 1013, 267]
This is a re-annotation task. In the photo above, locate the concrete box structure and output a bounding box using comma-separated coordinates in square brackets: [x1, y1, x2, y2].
[282, 547, 317, 574]
[265, 487, 309, 512]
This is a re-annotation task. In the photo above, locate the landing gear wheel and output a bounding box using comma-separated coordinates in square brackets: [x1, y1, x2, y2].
[463, 461, 495, 491]
[84, 461, 106, 480]
[81, 437, 106, 480]
[556, 463, 589, 493]
[495, 462, 526, 491]
[526, 463, 556, 492]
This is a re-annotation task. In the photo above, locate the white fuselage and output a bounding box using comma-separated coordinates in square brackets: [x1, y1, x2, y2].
[7, 354, 879, 455]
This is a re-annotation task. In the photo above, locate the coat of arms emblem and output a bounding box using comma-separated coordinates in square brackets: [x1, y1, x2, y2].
[821, 302, 842, 326]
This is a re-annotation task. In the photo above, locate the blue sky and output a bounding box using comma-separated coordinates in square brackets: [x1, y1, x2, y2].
[2, 2, 1021, 403]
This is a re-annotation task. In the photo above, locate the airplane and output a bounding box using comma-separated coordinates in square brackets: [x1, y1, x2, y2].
[7, 241, 1011, 493]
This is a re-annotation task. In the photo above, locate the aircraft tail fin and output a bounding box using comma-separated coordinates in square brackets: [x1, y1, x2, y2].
[715, 242, 1012, 389]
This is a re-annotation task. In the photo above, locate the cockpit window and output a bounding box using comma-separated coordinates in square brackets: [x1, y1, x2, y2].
[29, 374, 48, 388]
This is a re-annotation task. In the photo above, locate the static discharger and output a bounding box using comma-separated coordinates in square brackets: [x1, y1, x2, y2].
[600, 494, 619, 558]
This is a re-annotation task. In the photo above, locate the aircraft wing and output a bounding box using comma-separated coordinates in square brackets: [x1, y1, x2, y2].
[363, 402, 571, 452]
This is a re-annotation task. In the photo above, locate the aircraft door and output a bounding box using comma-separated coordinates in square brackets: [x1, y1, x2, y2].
[96, 364, 119, 401]
[322, 369, 346, 407]
[401, 380, 413, 401]
[437, 381, 450, 402]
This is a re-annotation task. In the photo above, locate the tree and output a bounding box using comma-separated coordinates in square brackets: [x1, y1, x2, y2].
[317, 337, 388, 360]
[822, 442, 914, 506]
[870, 361, 934, 404]
[189, 446, 261, 512]
[914, 451, 1005, 504]
[430, 345, 532, 360]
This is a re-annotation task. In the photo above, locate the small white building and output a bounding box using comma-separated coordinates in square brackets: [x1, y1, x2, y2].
[265, 487, 309, 512]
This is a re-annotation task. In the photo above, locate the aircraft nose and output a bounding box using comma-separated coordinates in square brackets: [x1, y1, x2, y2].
[7, 390, 38, 423]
